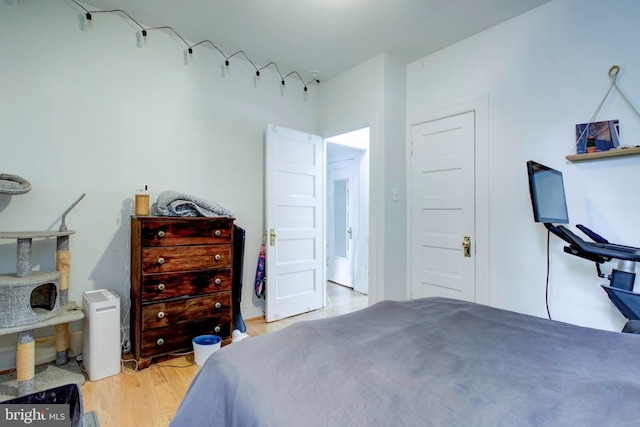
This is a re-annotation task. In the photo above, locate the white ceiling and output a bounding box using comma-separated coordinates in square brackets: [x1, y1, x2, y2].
[78, 0, 551, 82]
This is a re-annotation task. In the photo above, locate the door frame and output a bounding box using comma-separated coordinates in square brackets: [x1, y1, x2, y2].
[406, 95, 489, 305]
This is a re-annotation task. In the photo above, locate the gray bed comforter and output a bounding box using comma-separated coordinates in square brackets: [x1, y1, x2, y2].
[170, 297, 640, 427]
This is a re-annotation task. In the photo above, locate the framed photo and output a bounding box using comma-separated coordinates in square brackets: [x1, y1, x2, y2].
[575, 120, 620, 154]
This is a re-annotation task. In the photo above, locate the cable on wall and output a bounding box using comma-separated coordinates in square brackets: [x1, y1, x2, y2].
[70, 0, 320, 92]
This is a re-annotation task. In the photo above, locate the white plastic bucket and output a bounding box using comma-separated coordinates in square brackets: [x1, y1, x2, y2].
[192, 335, 222, 366]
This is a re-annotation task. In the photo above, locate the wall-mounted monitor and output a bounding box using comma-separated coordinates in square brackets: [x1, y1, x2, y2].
[526, 161, 569, 224]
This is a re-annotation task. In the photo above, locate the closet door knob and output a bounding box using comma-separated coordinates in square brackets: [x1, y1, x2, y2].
[157, 257, 165, 265]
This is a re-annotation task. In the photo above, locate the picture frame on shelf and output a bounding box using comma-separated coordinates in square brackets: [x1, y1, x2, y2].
[575, 119, 620, 154]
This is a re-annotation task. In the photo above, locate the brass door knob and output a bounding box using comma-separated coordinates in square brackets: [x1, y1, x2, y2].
[462, 236, 471, 258]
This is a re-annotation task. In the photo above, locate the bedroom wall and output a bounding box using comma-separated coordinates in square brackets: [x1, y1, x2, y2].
[407, 0, 640, 331]
[317, 53, 407, 303]
[0, 0, 316, 367]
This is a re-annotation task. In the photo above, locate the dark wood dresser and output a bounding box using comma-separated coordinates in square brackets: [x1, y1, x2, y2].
[130, 216, 234, 368]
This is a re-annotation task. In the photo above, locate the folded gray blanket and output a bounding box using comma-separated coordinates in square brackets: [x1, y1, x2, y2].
[155, 190, 233, 218]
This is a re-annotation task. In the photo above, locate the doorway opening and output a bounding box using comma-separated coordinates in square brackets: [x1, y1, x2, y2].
[325, 127, 370, 299]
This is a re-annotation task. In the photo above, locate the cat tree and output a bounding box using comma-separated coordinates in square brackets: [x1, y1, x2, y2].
[0, 175, 85, 396]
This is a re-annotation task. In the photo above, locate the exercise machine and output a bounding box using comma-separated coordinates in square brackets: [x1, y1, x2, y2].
[527, 160, 640, 333]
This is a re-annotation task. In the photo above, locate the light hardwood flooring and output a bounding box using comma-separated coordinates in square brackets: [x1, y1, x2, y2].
[81, 282, 367, 426]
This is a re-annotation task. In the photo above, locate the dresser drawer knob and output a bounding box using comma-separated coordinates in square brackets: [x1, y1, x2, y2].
[214, 254, 222, 261]
[157, 230, 165, 238]
[157, 257, 165, 265]
[214, 326, 221, 333]
[156, 338, 165, 346]
[157, 311, 165, 319]
[214, 278, 221, 285]
[215, 302, 222, 309]
[214, 230, 221, 237]
[157, 283, 165, 291]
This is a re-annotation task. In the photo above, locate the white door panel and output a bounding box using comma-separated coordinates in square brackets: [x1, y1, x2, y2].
[411, 112, 475, 302]
[266, 124, 324, 322]
[421, 209, 462, 247]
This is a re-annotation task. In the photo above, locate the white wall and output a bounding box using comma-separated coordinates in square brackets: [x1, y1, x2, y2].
[0, 0, 316, 362]
[407, 0, 640, 331]
[317, 53, 407, 303]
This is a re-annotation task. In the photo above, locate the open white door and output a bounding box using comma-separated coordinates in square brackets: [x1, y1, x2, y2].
[265, 124, 324, 322]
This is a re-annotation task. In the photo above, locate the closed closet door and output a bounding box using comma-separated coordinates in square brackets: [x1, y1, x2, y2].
[410, 111, 476, 302]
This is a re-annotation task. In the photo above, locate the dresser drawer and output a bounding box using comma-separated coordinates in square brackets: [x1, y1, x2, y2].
[140, 317, 231, 358]
[141, 245, 231, 273]
[141, 292, 232, 330]
[141, 219, 232, 247]
[141, 269, 231, 302]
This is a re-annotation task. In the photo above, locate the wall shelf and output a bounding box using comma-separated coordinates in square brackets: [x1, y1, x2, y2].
[565, 146, 640, 162]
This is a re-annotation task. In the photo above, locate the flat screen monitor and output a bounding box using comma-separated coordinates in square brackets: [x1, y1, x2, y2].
[526, 160, 569, 224]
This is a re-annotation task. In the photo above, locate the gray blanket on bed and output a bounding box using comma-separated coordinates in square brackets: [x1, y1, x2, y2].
[171, 297, 640, 427]
[155, 190, 233, 218]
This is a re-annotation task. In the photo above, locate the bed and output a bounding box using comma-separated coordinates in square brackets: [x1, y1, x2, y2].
[170, 297, 640, 426]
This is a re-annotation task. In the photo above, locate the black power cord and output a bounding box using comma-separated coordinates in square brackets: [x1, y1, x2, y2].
[545, 229, 552, 320]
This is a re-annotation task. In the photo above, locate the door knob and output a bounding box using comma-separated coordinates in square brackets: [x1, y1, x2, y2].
[270, 228, 277, 246]
[462, 236, 471, 257]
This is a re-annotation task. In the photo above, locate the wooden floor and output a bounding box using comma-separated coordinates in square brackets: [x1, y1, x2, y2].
[81, 282, 367, 426]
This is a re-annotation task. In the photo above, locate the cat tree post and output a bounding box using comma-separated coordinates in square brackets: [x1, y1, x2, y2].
[54, 193, 85, 365]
